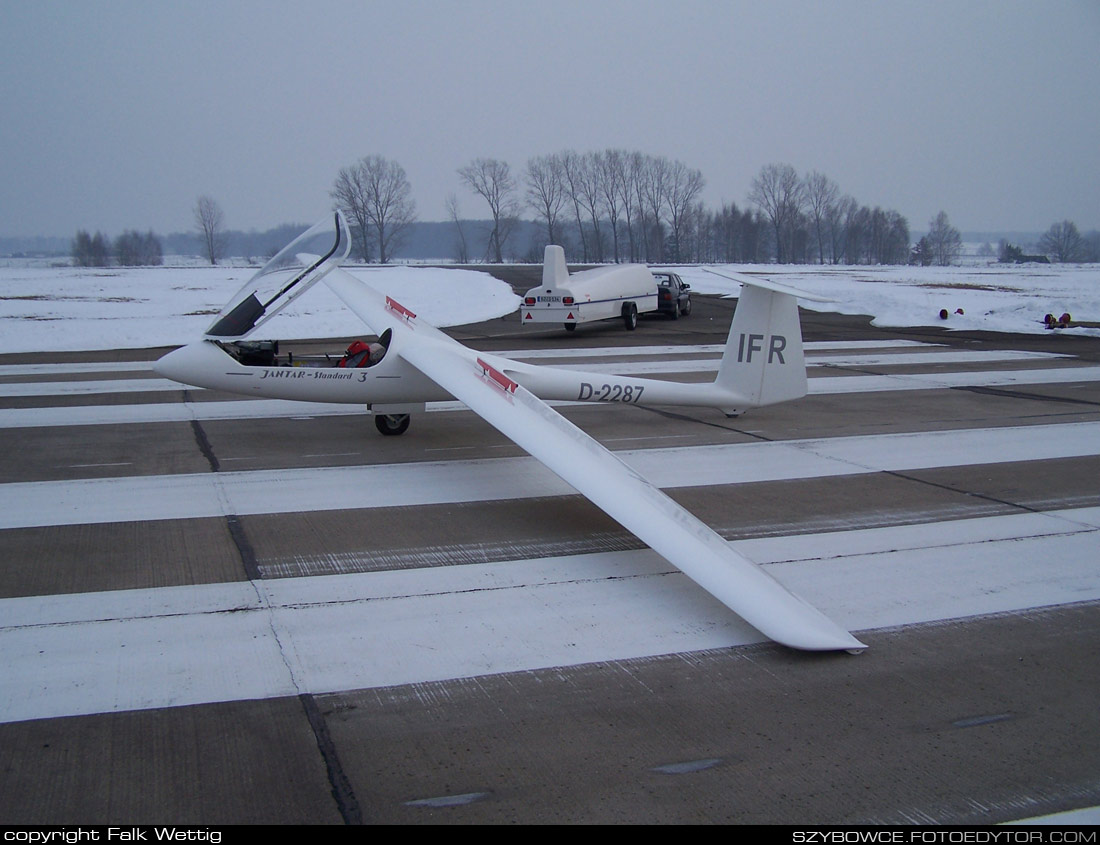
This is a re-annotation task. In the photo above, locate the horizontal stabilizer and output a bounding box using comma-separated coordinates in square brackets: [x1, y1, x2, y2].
[704, 268, 832, 303]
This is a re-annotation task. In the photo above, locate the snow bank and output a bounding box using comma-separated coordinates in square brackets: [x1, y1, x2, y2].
[0, 264, 520, 353]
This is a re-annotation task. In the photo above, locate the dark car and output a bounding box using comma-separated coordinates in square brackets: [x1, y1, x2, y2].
[652, 272, 692, 319]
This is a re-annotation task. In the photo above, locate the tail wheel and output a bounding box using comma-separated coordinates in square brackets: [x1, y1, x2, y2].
[622, 302, 638, 330]
[375, 413, 410, 436]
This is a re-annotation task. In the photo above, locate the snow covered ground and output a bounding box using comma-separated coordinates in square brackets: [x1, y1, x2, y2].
[0, 263, 522, 353]
[1, 259, 1099, 354]
[667, 262, 1100, 338]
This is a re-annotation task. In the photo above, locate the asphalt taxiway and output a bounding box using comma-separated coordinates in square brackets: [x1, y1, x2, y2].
[1, 293, 1098, 824]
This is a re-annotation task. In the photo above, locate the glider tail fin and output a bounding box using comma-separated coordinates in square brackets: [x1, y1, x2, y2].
[714, 281, 807, 413]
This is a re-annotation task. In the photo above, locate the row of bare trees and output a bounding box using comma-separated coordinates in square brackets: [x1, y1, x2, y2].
[521, 150, 704, 264]
[72, 229, 163, 267]
[323, 152, 977, 266]
[664, 198, 914, 266]
[747, 163, 916, 265]
[493, 155, 914, 265]
[330, 151, 708, 265]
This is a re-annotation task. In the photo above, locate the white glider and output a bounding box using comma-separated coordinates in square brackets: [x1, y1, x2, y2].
[155, 214, 864, 653]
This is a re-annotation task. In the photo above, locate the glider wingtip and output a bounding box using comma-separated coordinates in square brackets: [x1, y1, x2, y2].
[798, 637, 867, 655]
[767, 623, 867, 654]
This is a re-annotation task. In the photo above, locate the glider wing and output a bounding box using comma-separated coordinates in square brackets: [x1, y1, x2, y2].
[323, 267, 863, 652]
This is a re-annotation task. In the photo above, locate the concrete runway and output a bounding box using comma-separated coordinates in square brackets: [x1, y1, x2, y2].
[1, 292, 1098, 824]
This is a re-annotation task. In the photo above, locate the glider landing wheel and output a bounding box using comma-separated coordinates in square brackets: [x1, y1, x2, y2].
[375, 414, 410, 436]
[622, 302, 638, 331]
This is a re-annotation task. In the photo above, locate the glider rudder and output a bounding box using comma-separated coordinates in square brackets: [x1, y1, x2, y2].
[715, 282, 807, 411]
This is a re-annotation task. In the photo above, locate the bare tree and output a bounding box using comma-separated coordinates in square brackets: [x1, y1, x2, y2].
[1038, 220, 1084, 263]
[866, 207, 910, 265]
[445, 192, 469, 264]
[331, 156, 416, 264]
[458, 158, 521, 263]
[194, 196, 227, 265]
[525, 153, 566, 247]
[884, 210, 911, 265]
[846, 204, 873, 264]
[364, 156, 416, 264]
[331, 165, 372, 262]
[597, 150, 627, 262]
[680, 201, 712, 263]
[576, 152, 606, 262]
[618, 151, 645, 262]
[71, 231, 94, 267]
[560, 150, 591, 261]
[749, 164, 804, 264]
[830, 195, 858, 264]
[803, 171, 839, 264]
[640, 154, 669, 262]
[926, 210, 962, 266]
[664, 159, 705, 262]
[72, 230, 112, 267]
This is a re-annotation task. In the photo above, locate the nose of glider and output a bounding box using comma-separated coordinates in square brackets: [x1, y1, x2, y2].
[154, 341, 214, 388]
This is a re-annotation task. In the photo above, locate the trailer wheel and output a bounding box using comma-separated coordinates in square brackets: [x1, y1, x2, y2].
[375, 414, 410, 436]
[564, 323, 576, 332]
[622, 302, 638, 330]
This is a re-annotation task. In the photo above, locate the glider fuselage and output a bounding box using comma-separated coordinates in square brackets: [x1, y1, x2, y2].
[155, 333, 739, 411]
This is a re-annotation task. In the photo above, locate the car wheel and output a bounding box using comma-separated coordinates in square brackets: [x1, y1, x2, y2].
[375, 413, 410, 436]
[682, 297, 692, 316]
[669, 300, 679, 320]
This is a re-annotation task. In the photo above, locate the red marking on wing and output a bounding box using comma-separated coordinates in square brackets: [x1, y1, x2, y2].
[476, 358, 518, 393]
[386, 296, 416, 320]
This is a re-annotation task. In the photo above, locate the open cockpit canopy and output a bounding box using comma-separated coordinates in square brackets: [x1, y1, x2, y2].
[205, 212, 351, 339]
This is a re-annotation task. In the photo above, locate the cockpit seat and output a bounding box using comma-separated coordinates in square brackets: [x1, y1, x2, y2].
[338, 339, 385, 368]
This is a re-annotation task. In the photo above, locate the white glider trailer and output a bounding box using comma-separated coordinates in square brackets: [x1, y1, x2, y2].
[521, 245, 658, 331]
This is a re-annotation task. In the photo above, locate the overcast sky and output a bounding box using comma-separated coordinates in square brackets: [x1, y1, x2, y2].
[2, 0, 1097, 239]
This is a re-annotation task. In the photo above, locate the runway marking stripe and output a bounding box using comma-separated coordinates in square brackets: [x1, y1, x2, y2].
[499, 339, 936, 358]
[0, 348, 1069, 396]
[0, 377, 183, 397]
[0, 340, 930, 376]
[1, 365, 1098, 429]
[1, 422, 1098, 529]
[2, 507, 1097, 725]
[543, 349, 1066, 376]
[0, 361, 157, 376]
